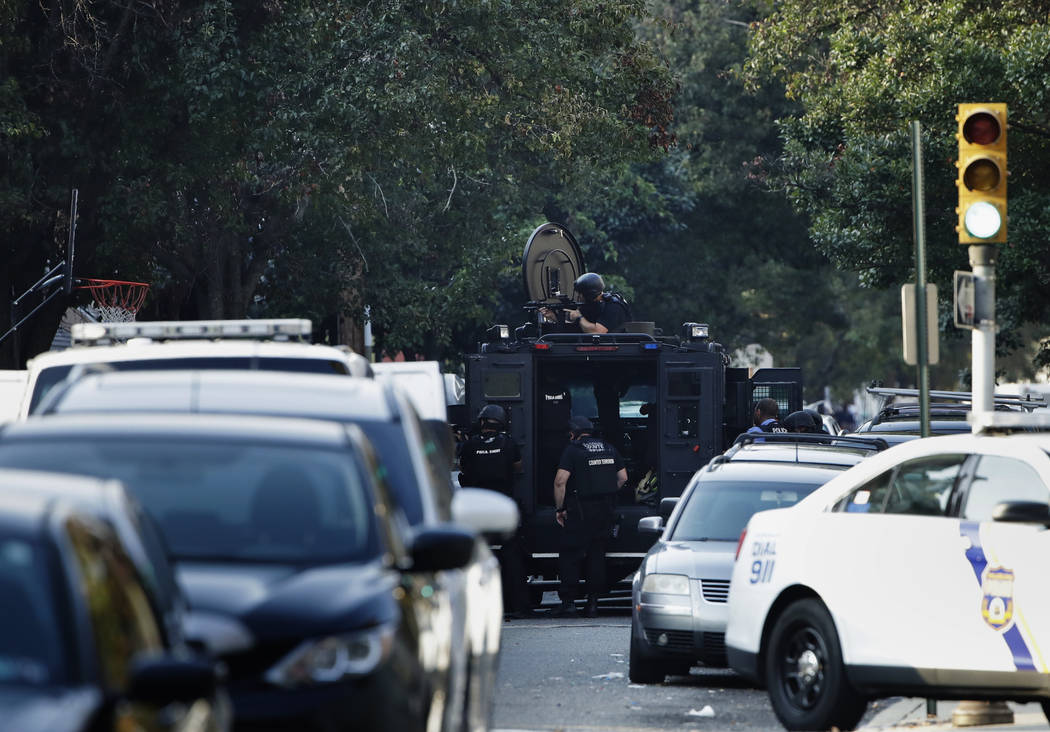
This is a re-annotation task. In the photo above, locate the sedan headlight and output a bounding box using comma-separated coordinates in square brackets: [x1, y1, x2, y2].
[641, 573, 690, 596]
[264, 624, 395, 687]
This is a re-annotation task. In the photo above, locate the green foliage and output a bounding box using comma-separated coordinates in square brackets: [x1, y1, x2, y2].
[742, 0, 1050, 378]
[4, 0, 672, 363]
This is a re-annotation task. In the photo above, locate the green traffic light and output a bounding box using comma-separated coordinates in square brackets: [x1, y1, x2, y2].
[963, 201, 1002, 239]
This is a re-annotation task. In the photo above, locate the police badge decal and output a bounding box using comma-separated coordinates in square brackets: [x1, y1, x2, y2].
[980, 566, 1015, 631]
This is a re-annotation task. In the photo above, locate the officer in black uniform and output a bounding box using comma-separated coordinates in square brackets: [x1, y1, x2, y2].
[458, 404, 531, 618]
[552, 415, 627, 617]
[540, 272, 632, 334]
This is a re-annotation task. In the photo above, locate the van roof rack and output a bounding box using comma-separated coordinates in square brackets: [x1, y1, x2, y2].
[866, 386, 1047, 414]
[70, 319, 312, 346]
[731, 433, 889, 452]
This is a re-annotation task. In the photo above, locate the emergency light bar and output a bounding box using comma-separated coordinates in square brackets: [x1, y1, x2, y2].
[71, 319, 313, 345]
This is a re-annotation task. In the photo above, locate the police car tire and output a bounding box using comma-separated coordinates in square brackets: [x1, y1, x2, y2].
[765, 598, 867, 731]
[628, 625, 666, 684]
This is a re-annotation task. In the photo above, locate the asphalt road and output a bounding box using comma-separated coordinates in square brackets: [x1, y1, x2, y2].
[491, 609, 783, 731]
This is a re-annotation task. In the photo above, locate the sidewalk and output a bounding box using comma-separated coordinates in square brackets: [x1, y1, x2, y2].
[861, 698, 1047, 730]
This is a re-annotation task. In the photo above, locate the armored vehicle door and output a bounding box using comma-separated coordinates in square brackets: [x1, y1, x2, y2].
[658, 350, 725, 499]
[749, 367, 804, 423]
[463, 350, 533, 513]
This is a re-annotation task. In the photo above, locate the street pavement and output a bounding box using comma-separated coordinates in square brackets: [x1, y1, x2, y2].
[861, 698, 1047, 730]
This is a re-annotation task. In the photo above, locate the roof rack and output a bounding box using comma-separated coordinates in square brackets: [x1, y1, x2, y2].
[70, 319, 312, 346]
[730, 433, 889, 452]
[866, 386, 1047, 414]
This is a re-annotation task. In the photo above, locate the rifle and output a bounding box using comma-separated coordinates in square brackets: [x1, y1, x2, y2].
[523, 295, 580, 325]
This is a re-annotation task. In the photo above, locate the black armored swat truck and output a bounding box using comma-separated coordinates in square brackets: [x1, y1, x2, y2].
[462, 223, 802, 599]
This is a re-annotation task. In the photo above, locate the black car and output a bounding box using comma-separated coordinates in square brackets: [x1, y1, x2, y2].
[0, 470, 226, 732]
[1, 467, 188, 649]
[35, 367, 519, 732]
[0, 413, 476, 731]
[850, 387, 1047, 446]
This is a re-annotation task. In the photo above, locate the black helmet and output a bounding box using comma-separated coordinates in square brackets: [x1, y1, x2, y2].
[567, 415, 593, 434]
[477, 404, 507, 429]
[574, 272, 605, 301]
[783, 410, 816, 433]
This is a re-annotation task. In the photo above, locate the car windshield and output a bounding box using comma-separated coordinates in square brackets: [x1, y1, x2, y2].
[0, 534, 69, 684]
[670, 479, 828, 541]
[0, 441, 380, 564]
[29, 357, 350, 413]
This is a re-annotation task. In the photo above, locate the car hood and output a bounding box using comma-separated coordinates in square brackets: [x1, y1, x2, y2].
[177, 560, 399, 644]
[644, 539, 737, 580]
[0, 685, 100, 732]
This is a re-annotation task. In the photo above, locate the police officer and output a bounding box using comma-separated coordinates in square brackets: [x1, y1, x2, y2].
[552, 415, 627, 617]
[783, 410, 818, 433]
[541, 272, 631, 334]
[746, 397, 787, 435]
[458, 404, 531, 618]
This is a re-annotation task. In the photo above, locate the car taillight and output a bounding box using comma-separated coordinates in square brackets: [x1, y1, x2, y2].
[735, 528, 747, 561]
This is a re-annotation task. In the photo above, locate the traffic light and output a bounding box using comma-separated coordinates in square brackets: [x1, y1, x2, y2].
[956, 103, 1007, 244]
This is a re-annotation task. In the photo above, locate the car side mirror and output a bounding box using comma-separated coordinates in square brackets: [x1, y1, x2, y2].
[409, 525, 477, 572]
[991, 501, 1050, 526]
[659, 497, 678, 522]
[451, 488, 519, 540]
[638, 516, 664, 535]
[126, 654, 220, 704]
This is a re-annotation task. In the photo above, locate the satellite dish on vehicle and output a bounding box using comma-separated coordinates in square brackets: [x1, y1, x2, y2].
[521, 222, 585, 305]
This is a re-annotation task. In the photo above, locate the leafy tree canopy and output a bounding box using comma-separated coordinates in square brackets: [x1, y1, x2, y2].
[741, 0, 1050, 373]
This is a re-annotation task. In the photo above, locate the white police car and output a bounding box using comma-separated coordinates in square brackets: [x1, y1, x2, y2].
[726, 417, 1050, 731]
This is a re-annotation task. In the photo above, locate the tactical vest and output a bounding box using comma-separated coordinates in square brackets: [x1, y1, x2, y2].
[570, 436, 621, 497]
[460, 432, 517, 491]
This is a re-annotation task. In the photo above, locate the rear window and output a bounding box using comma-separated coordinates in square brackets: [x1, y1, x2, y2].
[29, 357, 349, 413]
[669, 478, 829, 541]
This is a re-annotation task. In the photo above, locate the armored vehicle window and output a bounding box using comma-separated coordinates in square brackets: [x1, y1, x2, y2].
[483, 371, 521, 399]
[668, 371, 701, 397]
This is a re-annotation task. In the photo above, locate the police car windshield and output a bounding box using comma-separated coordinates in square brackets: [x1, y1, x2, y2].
[670, 479, 826, 542]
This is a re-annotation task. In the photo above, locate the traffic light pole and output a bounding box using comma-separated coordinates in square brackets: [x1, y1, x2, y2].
[970, 245, 997, 420]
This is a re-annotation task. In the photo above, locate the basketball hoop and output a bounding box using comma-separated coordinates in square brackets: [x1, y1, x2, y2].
[78, 278, 151, 322]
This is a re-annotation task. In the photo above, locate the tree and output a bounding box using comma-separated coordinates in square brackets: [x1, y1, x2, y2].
[741, 0, 1050, 378]
[3, 0, 675, 367]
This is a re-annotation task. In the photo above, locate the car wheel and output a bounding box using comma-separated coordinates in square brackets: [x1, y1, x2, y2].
[629, 624, 666, 684]
[765, 598, 867, 731]
[1042, 701, 1050, 726]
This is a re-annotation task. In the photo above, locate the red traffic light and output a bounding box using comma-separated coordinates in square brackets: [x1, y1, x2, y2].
[961, 112, 1002, 146]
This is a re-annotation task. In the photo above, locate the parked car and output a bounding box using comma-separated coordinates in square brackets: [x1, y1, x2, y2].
[0, 468, 188, 650]
[629, 434, 887, 684]
[849, 387, 1047, 446]
[34, 367, 519, 732]
[0, 470, 227, 732]
[20, 318, 372, 418]
[726, 424, 1050, 730]
[0, 413, 477, 731]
